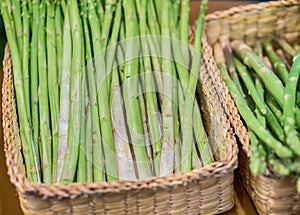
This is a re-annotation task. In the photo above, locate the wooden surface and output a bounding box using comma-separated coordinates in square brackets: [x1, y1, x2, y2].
[0, 1, 261, 214]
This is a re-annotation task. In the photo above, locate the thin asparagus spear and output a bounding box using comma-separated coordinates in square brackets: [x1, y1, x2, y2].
[77, 73, 87, 183]
[11, 0, 23, 56]
[214, 43, 292, 159]
[220, 36, 245, 97]
[55, 4, 63, 88]
[265, 92, 283, 124]
[262, 41, 289, 83]
[30, 0, 40, 167]
[87, 0, 118, 181]
[1, 0, 41, 182]
[275, 38, 296, 59]
[159, 0, 175, 176]
[96, 0, 104, 24]
[101, 0, 117, 50]
[37, 1, 52, 183]
[83, 0, 104, 182]
[181, 0, 209, 172]
[57, 6, 71, 182]
[85, 100, 94, 182]
[232, 55, 267, 115]
[46, 0, 60, 183]
[21, 0, 30, 121]
[180, 0, 190, 63]
[253, 74, 266, 126]
[283, 50, 300, 156]
[60, 0, 82, 184]
[123, 0, 152, 179]
[111, 59, 136, 181]
[105, 0, 122, 95]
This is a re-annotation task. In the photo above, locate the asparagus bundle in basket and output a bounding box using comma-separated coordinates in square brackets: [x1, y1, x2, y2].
[214, 37, 300, 192]
[1, 0, 214, 183]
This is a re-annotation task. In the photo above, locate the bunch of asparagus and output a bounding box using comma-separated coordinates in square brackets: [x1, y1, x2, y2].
[213, 36, 300, 191]
[1, 0, 213, 184]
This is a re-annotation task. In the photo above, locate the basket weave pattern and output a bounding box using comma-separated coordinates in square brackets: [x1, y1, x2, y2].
[2, 35, 238, 214]
[203, 0, 300, 214]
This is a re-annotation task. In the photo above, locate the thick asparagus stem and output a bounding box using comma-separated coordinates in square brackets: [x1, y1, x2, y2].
[111, 59, 136, 181]
[60, 1, 82, 183]
[57, 6, 71, 182]
[159, 0, 175, 176]
[11, 0, 23, 55]
[283, 50, 300, 156]
[122, 0, 152, 179]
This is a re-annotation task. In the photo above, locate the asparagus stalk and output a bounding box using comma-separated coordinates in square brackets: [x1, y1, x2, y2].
[181, 0, 208, 172]
[214, 42, 292, 159]
[123, 0, 152, 179]
[249, 131, 267, 175]
[55, 4, 63, 88]
[57, 6, 71, 182]
[21, 0, 30, 121]
[253, 74, 266, 126]
[262, 41, 289, 83]
[111, 59, 137, 181]
[1, 0, 41, 182]
[30, 0, 40, 168]
[60, 0, 82, 183]
[46, 0, 60, 183]
[83, 0, 105, 182]
[265, 92, 283, 123]
[37, 1, 52, 183]
[275, 38, 296, 60]
[220, 36, 245, 97]
[85, 100, 94, 182]
[11, 0, 23, 55]
[159, 0, 175, 176]
[283, 50, 300, 156]
[88, 0, 118, 182]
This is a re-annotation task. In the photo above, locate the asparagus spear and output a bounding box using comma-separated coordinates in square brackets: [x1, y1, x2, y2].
[214, 42, 292, 159]
[159, 0, 175, 176]
[30, 0, 40, 168]
[111, 59, 137, 181]
[46, 0, 60, 183]
[55, 4, 63, 88]
[123, 0, 152, 179]
[181, 0, 209, 172]
[21, 0, 30, 121]
[283, 50, 300, 156]
[83, 0, 104, 182]
[60, 0, 82, 184]
[57, 6, 71, 182]
[37, 1, 52, 183]
[11, 0, 23, 56]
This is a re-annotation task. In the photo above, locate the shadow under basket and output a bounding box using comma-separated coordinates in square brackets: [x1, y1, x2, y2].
[202, 0, 300, 214]
[2, 37, 237, 214]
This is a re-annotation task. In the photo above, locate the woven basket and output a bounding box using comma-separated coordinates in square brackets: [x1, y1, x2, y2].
[202, 0, 300, 214]
[2, 34, 238, 214]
